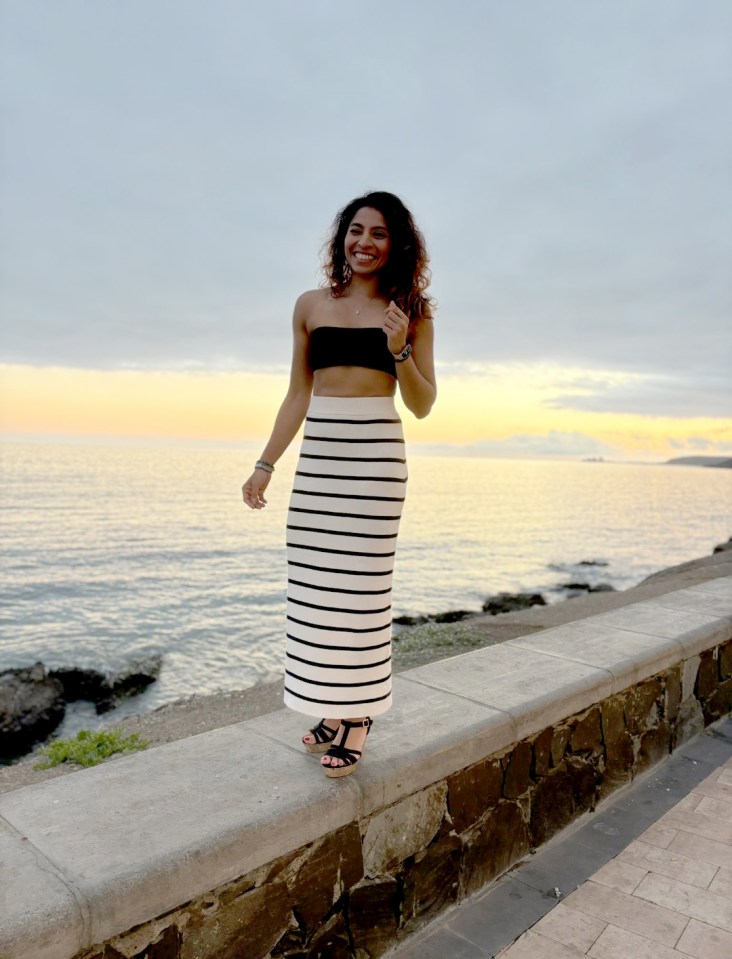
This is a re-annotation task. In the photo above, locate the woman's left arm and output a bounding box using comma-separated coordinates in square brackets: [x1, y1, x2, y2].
[383, 301, 436, 419]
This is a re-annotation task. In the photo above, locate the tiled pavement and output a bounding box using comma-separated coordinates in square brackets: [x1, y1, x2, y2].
[388, 717, 732, 959]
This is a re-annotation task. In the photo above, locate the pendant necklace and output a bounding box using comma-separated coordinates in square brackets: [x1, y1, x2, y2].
[354, 295, 378, 317]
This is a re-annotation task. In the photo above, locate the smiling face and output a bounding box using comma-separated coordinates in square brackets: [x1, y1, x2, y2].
[344, 206, 391, 276]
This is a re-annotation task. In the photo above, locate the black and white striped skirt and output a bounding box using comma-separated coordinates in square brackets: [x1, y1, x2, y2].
[283, 395, 407, 718]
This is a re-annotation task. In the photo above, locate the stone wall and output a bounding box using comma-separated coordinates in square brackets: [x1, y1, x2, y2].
[76, 637, 732, 959]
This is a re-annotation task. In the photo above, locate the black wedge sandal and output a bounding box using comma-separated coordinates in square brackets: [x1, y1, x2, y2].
[302, 719, 340, 754]
[322, 718, 373, 778]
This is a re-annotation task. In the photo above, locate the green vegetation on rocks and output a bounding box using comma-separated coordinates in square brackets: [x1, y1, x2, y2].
[34, 729, 149, 769]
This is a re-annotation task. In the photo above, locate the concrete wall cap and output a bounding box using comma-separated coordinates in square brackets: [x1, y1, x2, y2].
[0, 816, 86, 959]
[687, 577, 732, 598]
[0, 576, 729, 958]
[508, 620, 686, 693]
[403, 643, 613, 741]
[0, 722, 361, 949]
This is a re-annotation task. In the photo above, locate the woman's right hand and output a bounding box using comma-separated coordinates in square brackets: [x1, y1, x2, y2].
[242, 468, 272, 510]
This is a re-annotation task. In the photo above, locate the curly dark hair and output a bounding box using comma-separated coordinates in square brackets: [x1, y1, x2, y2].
[322, 191, 435, 320]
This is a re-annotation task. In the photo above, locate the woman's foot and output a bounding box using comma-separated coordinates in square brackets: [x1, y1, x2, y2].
[302, 718, 340, 753]
[321, 718, 372, 777]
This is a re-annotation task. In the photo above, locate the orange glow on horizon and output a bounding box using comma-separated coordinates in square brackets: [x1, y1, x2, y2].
[1, 364, 730, 461]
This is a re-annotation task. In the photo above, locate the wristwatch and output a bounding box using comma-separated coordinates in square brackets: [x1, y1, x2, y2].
[392, 343, 412, 362]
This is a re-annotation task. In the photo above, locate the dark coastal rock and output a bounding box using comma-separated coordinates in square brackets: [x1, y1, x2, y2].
[713, 536, 732, 553]
[481, 592, 546, 615]
[50, 667, 110, 706]
[432, 609, 474, 624]
[2, 655, 163, 761]
[560, 582, 616, 593]
[0, 663, 66, 761]
[668, 456, 732, 468]
[107, 653, 163, 700]
[51, 654, 163, 714]
[393, 614, 429, 626]
[578, 560, 609, 567]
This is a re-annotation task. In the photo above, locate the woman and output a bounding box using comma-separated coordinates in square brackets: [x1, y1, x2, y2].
[242, 191, 436, 777]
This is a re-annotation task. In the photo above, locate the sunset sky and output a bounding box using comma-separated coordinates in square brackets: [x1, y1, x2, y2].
[1, 1, 730, 461]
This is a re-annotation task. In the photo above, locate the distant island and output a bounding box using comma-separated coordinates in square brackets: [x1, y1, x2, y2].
[666, 456, 732, 469]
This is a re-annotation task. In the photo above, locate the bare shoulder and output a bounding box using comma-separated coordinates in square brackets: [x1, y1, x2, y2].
[293, 288, 330, 329]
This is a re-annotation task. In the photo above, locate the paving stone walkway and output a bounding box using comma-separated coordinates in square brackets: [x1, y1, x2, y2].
[388, 717, 732, 959]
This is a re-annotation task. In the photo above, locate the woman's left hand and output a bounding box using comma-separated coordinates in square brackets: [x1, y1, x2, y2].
[383, 301, 410, 354]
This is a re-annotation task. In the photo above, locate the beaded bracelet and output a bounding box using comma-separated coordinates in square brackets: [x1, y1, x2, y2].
[255, 460, 275, 474]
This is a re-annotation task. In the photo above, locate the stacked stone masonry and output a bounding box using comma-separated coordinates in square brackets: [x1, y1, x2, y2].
[75, 636, 732, 959]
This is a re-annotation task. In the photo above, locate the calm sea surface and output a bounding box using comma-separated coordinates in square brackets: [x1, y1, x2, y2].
[1, 442, 730, 731]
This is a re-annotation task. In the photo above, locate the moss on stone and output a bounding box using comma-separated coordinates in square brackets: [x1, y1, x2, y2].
[34, 729, 149, 769]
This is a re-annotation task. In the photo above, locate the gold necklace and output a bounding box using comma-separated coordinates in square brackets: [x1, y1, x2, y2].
[353, 295, 379, 317]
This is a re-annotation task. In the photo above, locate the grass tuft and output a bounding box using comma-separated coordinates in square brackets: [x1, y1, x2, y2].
[34, 729, 149, 769]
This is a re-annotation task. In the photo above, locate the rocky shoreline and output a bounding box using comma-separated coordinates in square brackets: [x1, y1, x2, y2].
[1, 538, 730, 795]
[0, 655, 163, 762]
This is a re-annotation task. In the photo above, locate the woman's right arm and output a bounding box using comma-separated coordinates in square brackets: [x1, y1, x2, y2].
[242, 293, 314, 510]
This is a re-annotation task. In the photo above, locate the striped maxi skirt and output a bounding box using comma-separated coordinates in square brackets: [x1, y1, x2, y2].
[283, 394, 407, 718]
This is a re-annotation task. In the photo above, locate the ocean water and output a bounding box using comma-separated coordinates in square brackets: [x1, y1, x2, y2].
[1, 442, 730, 729]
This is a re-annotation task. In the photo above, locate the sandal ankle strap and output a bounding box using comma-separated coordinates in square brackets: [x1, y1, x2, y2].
[341, 718, 372, 730]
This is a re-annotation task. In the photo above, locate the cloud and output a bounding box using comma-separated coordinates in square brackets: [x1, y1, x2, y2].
[546, 373, 732, 419]
[435, 360, 731, 422]
[672, 435, 732, 452]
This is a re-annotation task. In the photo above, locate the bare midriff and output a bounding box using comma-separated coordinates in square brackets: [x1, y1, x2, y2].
[313, 366, 397, 398]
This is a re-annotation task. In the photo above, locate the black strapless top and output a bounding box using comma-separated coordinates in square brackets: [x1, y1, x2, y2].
[308, 326, 396, 378]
